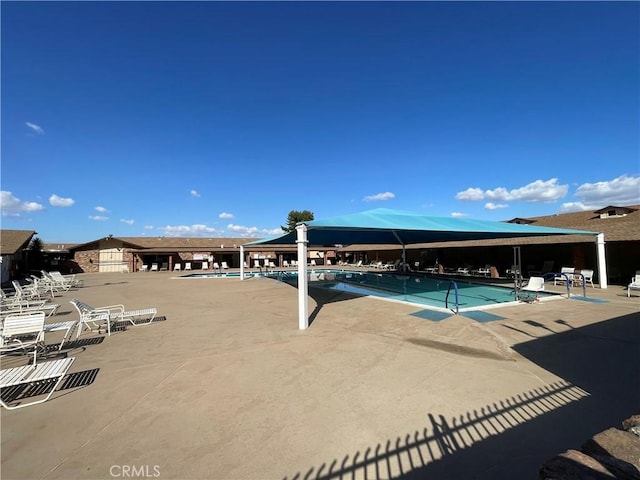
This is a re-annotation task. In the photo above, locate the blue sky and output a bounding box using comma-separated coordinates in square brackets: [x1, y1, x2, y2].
[2, 1, 639, 243]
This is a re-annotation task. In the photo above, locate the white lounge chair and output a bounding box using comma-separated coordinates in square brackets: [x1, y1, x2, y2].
[141, 264, 149, 272]
[1, 288, 56, 314]
[174, 263, 181, 271]
[39, 271, 72, 292]
[573, 269, 594, 288]
[71, 299, 158, 338]
[554, 267, 575, 286]
[201, 262, 209, 270]
[213, 262, 221, 272]
[283, 260, 290, 268]
[521, 276, 545, 301]
[628, 271, 640, 297]
[12, 280, 46, 303]
[150, 263, 158, 272]
[184, 263, 192, 271]
[0, 357, 76, 409]
[221, 262, 229, 270]
[474, 265, 491, 276]
[48, 271, 83, 288]
[1, 312, 46, 364]
[43, 319, 79, 351]
[70, 300, 112, 338]
[2, 302, 72, 353]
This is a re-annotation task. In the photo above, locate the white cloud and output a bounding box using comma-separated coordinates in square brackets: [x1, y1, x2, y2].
[25, 122, 44, 135]
[450, 212, 467, 217]
[0, 191, 44, 216]
[485, 202, 508, 210]
[456, 179, 568, 203]
[95, 206, 109, 213]
[144, 225, 154, 230]
[363, 191, 395, 202]
[190, 190, 200, 198]
[227, 224, 281, 237]
[49, 194, 74, 207]
[120, 218, 134, 225]
[219, 212, 234, 219]
[455, 188, 484, 201]
[573, 174, 640, 206]
[89, 215, 109, 221]
[159, 224, 218, 237]
[559, 202, 591, 213]
[488, 179, 568, 202]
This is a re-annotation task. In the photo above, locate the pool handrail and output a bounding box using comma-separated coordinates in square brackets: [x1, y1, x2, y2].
[542, 271, 585, 298]
[445, 280, 459, 314]
[572, 272, 587, 298]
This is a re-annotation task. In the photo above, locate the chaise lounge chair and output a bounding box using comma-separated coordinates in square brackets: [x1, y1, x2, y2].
[573, 269, 595, 288]
[554, 267, 575, 286]
[628, 271, 640, 297]
[1, 312, 46, 365]
[0, 357, 76, 409]
[71, 299, 158, 338]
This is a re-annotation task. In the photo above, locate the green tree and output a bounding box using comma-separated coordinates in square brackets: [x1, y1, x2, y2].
[27, 236, 44, 271]
[281, 210, 314, 233]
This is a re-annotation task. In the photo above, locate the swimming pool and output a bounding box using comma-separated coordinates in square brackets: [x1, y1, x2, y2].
[178, 269, 556, 312]
[179, 272, 244, 278]
[276, 270, 555, 312]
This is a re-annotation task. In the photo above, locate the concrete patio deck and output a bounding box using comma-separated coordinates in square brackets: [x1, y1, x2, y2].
[2, 270, 639, 480]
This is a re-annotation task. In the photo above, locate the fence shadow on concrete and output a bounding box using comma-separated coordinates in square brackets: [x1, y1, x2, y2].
[283, 311, 640, 479]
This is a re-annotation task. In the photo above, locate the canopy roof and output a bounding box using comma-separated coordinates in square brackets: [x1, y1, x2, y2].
[245, 208, 599, 247]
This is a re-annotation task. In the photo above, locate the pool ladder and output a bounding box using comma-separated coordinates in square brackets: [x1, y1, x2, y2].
[445, 280, 460, 314]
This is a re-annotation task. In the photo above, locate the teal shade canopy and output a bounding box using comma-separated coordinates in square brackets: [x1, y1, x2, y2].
[245, 208, 599, 247]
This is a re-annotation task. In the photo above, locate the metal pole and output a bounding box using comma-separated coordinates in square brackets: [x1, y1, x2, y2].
[296, 224, 309, 329]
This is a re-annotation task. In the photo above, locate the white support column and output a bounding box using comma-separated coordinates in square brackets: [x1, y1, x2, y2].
[296, 224, 309, 329]
[402, 245, 407, 272]
[596, 233, 608, 289]
[240, 245, 245, 280]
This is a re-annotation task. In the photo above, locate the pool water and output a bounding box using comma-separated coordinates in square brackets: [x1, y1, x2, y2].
[179, 272, 243, 278]
[277, 270, 554, 312]
[179, 269, 555, 312]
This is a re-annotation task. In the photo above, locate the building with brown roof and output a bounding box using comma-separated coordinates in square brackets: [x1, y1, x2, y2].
[0, 229, 37, 285]
[66, 235, 334, 273]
